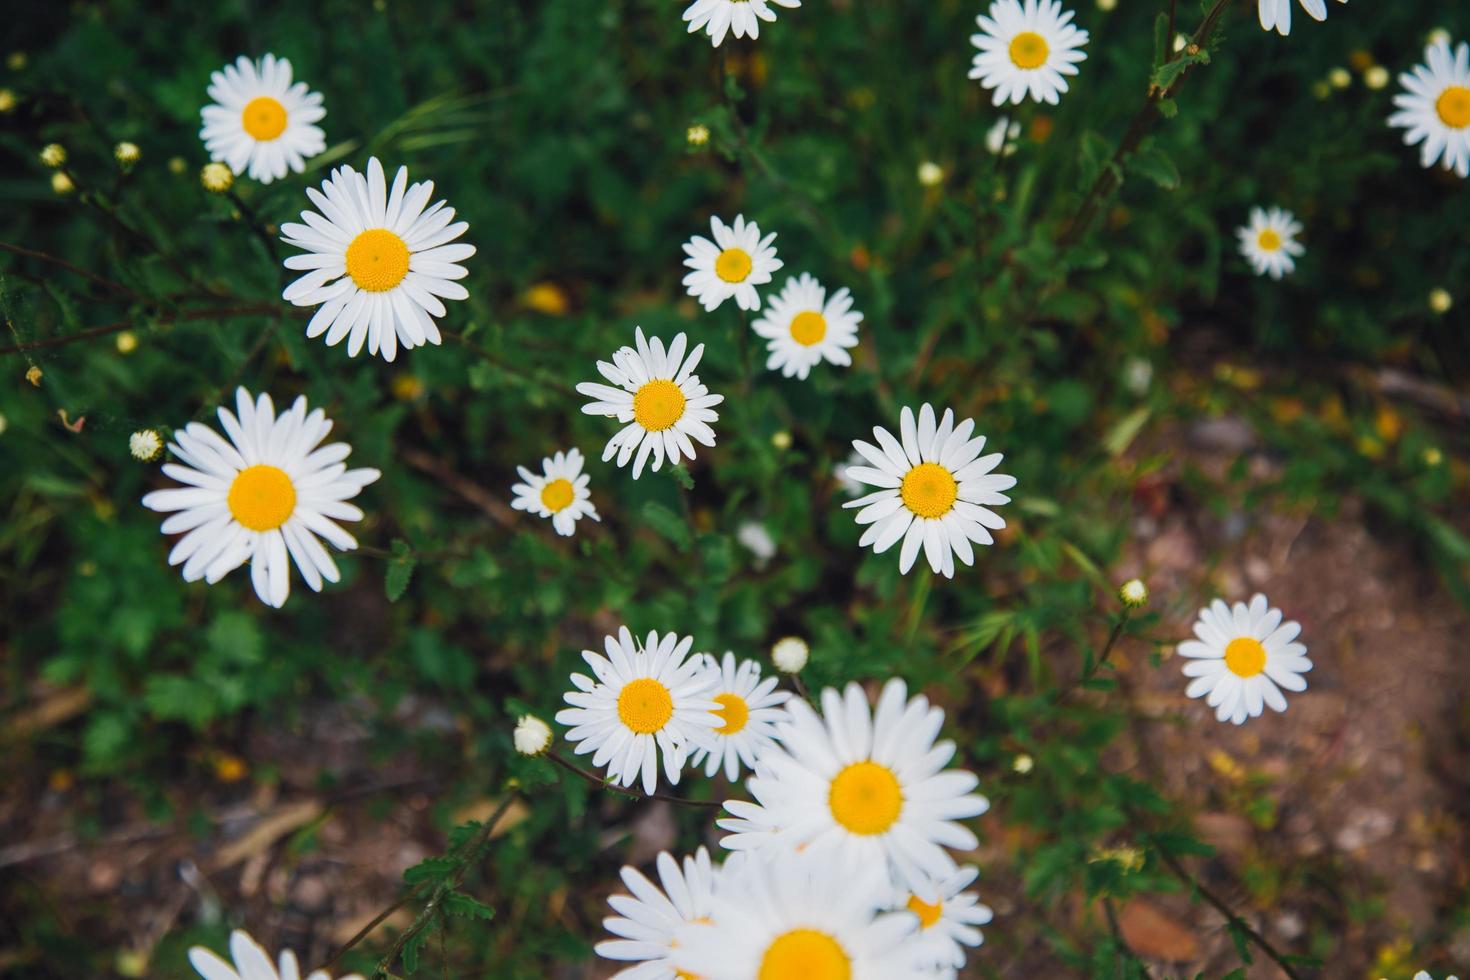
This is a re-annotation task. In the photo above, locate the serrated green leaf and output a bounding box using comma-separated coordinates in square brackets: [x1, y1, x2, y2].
[386, 538, 417, 602]
[641, 501, 691, 551]
[1131, 148, 1181, 190]
[443, 890, 495, 921]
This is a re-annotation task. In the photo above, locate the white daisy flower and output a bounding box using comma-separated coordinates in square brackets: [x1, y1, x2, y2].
[1410, 972, 1460, 980]
[671, 847, 927, 980]
[681, 214, 782, 312]
[1257, 0, 1346, 36]
[750, 273, 863, 380]
[554, 626, 720, 795]
[1179, 593, 1312, 725]
[836, 449, 867, 497]
[199, 55, 326, 185]
[142, 388, 379, 609]
[682, 0, 800, 47]
[1235, 206, 1305, 280]
[719, 678, 990, 893]
[281, 157, 476, 362]
[576, 328, 723, 479]
[513, 715, 552, 756]
[1388, 39, 1470, 179]
[985, 117, 1021, 155]
[595, 847, 719, 979]
[843, 404, 1017, 578]
[968, 0, 1089, 106]
[689, 652, 792, 781]
[189, 929, 362, 980]
[894, 866, 993, 970]
[770, 636, 809, 673]
[510, 448, 600, 536]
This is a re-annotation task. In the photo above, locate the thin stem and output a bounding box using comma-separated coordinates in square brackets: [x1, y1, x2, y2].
[546, 750, 722, 809]
[0, 241, 144, 300]
[1085, 611, 1130, 684]
[0, 303, 282, 357]
[226, 190, 281, 264]
[1156, 850, 1304, 980]
[318, 883, 430, 973]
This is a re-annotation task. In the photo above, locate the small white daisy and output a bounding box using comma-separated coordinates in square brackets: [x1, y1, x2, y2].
[1179, 593, 1312, 725]
[1257, 0, 1346, 36]
[1389, 39, 1470, 179]
[595, 847, 719, 979]
[1236, 206, 1305, 280]
[189, 929, 362, 980]
[670, 848, 928, 980]
[281, 157, 476, 361]
[719, 678, 989, 893]
[969, 0, 1089, 106]
[682, 214, 782, 312]
[844, 404, 1017, 578]
[1410, 972, 1460, 980]
[750, 273, 863, 380]
[985, 117, 1021, 155]
[199, 55, 326, 185]
[576, 328, 724, 478]
[682, 0, 800, 47]
[142, 388, 379, 609]
[894, 867, 993, 970]
[689, 652, 792, 781]
[836, 449, 867, 497]
[513, 715, 552, 756]
[511, 448, 599, 537]
[554, 626, 720, 795]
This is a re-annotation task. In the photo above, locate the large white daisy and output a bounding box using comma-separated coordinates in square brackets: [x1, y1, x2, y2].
[1235, 206, 1304, 280]
[1257, 0, 1346, 36]
[1179, 594, 1312, 725]
[189, 929, 362, 980]
[281, 157, 476, 361]
[670, 848, 927, 980]
[689, 652, 792, 782]
[750, 273, 862, 381]
[1388, 38, 1470, 179]
[843, 404, 1016, 578]
[510, 447, 600, 537]
[682, 214, 782, 312]
[682, 0, 800, 47]
[142, 388, 379, 609]
[199, 55, 326, 185]
[968, 0, 1089, 106]
[577, 328, 723, 478]
[719, 679, 989, 893]
[554, 626, 720, 795]
[893, 866, 993, 971]
[595, 847, 719, 979]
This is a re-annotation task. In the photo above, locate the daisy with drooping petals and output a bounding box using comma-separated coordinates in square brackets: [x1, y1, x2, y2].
[671, 848, 927, 980]
[142, 388, 379, 609]
[1388, 38, 1470, 178]
[595, 848, 719, 979]
[1257, 0, 1346, 36]
[894, 866, 993, 971]
[750, 273, 863, 380]
[689, 652, 792, 781]
[682, 214, 782, 312]
[682, 0, 800, 48]
[844, 404, 1016, 578]
[577, 328, 723, 478]
[969, 0, 1089, 106]
[200, 55, 326, 184]
[719, 679, 989, 893]
[511, 448, 599, 536]
[1236, 206, 1305, 280]
[190, 929, 362, 980]
[1179, 594, 1311, 725]
[281, 157, 476, 361]
[555, 627, 720, 795]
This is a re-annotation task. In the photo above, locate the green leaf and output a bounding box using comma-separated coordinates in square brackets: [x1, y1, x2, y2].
[1157, 97, 1179, 118]
[386, 538, 417, 602]
[667, 464, 694, 491]
[1104, 407, 1153, 456]
[1152, 12, 1169, 67]
[443, 891, 496, 921]
[641, 501, 691, 552]
[143, 676, 219, 729]
[403, 856, 458, 885]
[1131, 148, 1181, 190]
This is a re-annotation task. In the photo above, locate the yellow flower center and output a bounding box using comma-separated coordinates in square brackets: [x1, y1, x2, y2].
[227, 464, 297, 532]
[1009, 31, 1050, 70]
[617, 678, 674, 734]
[540, 478, 574, 512]
[345, 229, 411, 293]
[1256, 228, 1282, 252]
[632, 379, 686, 432]
[758, 929, 851, 980]
[713, 692, 750, 735]
[1436, 85, 1470, 128]
[715, 247, 753, 283]
[900, 462, 959, 520]
[828, 761, 903, 835]
[241, 96, 288, 141]
[789, 311, 827, 346]
[1223, 637, 1267, 678]
[906, 894, 944, 930]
